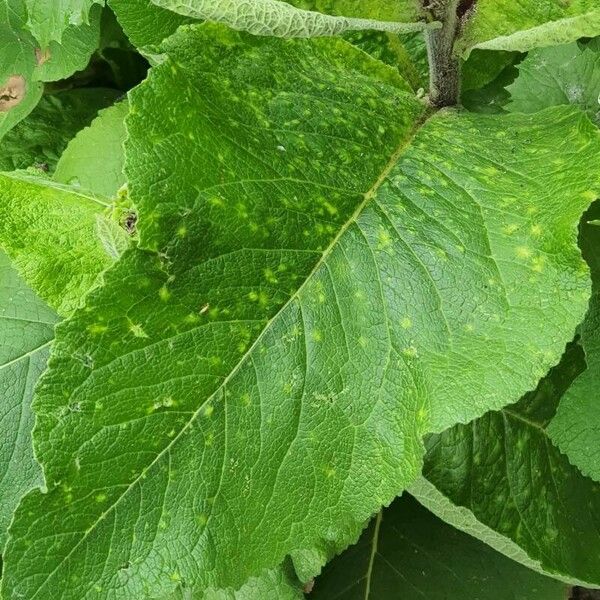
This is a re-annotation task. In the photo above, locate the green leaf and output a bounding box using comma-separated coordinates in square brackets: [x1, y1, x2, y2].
[0, 172, 117, 316]
[507, 42, 600, 126]
[283, 0, 422, 23]
[109, 0, 195, 52]
[461, 50, 521, 92]
[0, 88, 121, 173]
[461, 61, 519, 114]
[414, 341, 600, 587]
[548, 205, 600, 483]
[0, 250, 57, 548]
[150, 0, 432, 37]
[54, 100, 129, 197]
[24, 0, 104, 47]
[458, 1, 600, 55]
[310, 494, 569, 599]
[2, 24, 598, 599]
[1, 1, 103, 137]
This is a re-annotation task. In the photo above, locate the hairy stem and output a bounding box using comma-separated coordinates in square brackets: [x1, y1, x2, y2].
[425, 0, 461, 107]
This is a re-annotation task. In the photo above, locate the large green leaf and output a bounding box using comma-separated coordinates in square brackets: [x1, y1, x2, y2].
[0, 251, 57, 549]
[0, 1, 103, 137]
[150, 0, 431, 36]
[0, 172, 118, 315]
[2, 23, 598, 599]
[0, 88, 120, 173]
[507, 41, 600, 126]
[24, 0, 104, 47]
[310, 494, 569, 599]
[414, 340, 600, 587]
[54, 100, 129, 197]
[458, 0, 600, 55]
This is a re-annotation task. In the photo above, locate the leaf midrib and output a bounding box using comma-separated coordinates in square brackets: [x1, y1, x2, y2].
[25, 107, 433, 598]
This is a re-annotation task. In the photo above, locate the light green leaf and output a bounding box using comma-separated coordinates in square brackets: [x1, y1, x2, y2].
[0, 250, 57, 549]
[0, 88, 121, 173]
[548, 205, 600, 483]
[310, 494, 569, 599]
[507, 42, 600, 126]
[109, 0, 195, 52]
[24, 0, 104, 47]
[2, 24, 598, 599]
[0, 172, 116, 316]
[459, 1, 600, 55]
[54, 100, 129, 197]
[415, 341, 600, 587]
[150, 0, 432, 37]
[0, 1, 103, 137]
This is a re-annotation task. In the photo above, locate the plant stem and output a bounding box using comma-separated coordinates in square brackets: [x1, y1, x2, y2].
[426, 0, 461, 107]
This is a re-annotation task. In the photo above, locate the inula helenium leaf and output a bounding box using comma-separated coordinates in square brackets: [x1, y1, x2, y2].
[2, 23, 599, 599]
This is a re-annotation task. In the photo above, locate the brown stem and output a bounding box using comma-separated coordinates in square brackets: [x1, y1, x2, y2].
[425, 0, 461, 108]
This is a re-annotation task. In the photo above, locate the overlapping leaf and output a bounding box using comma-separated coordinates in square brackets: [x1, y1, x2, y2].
[459, 0, 600, 54]
[310, 494, 569, 599]
[54, 100, 129, 196]
[0, 97, 130, 315]
[507, 41, 600, 125]
[0, 173, 117, 316]
[109, 0, 195, 53]
[0, 88, 120, 173]
[24, 0, 104, 47]
[150, 0, 431, 37]
[413, 339, 600, 587]
[2, 22, 599, 599]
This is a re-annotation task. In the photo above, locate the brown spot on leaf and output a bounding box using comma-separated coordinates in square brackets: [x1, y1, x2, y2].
[35, 47, 51, 66]
[0, 75, 26, 112]
[303, 579, 315, 594]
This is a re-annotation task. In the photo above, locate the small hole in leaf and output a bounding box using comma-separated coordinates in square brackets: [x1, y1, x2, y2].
[122, 211, 138, 235]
